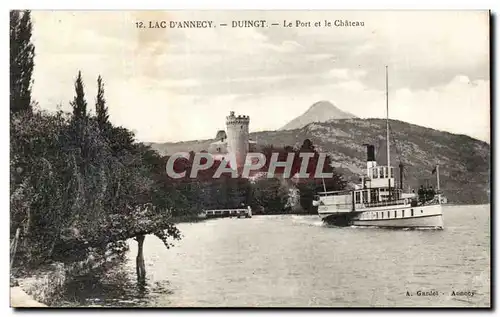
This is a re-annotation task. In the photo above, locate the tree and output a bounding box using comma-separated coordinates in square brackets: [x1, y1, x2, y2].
[300, 139, 315, 152]
[95, 75, 109, 131]
[296, 182, 318, 213]
[68, 71, 90, 174]
[10, 81, 184, 283]
[71, 71, 88, 123]
[251, 178, 289, 214]
[10, 10, 35, 114]
[294, 139, 347, 213]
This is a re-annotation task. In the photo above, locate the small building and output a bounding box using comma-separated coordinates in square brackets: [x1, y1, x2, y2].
[208, 130, 229, 154]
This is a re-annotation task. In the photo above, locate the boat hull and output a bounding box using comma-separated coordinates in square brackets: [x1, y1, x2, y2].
[351, 213, 443, 228]
[320, 203, 444, 229]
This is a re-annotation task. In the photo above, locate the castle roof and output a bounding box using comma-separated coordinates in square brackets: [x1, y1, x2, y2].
[216, 130, 227, 140]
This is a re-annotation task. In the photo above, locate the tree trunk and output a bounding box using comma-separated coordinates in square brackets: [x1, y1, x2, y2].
[136, 234, 146, 282]
[10, 228, 20, 269]
[22, 209, 32, 262]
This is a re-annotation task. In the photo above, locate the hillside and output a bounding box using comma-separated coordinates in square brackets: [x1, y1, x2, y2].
[280, 100, 358, 131]
[148, 118, 490, 205]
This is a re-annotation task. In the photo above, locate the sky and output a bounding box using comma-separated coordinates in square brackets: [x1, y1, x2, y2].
[30, 10, 490, 143]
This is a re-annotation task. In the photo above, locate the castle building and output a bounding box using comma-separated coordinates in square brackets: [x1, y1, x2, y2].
[208, 111, 257, 168]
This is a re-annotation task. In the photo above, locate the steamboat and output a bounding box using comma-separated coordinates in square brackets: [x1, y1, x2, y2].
[313, 67, 444, 229]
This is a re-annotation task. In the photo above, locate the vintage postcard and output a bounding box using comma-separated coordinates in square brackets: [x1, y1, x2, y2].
[9, 10, 490, 308]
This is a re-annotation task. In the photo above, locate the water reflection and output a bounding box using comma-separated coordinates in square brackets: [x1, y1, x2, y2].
[60, 262, 174, 307]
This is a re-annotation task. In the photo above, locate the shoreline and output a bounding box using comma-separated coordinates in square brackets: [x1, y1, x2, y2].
[10, 286, 47, 308]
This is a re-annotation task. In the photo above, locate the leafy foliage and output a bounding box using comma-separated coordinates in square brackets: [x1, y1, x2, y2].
[155, 139, 346, 215]
[250, 178, 289, 214]
[10, 72, 186, 268]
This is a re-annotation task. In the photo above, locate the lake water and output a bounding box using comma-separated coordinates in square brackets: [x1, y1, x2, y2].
[64, 205, 490, 307]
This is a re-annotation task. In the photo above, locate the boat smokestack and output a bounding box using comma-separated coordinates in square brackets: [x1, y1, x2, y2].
[364, 144, 377, 178]
[366, 145, 375, 162]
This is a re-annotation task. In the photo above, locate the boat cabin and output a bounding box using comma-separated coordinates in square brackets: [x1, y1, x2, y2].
[315, 144, 414, 212]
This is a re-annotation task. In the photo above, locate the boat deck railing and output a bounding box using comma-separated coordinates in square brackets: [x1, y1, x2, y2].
[318, 203, 353, 213]
[363, 199, 410, 208]
[317, 190, 351, 197]
[319, 199, 411, 213]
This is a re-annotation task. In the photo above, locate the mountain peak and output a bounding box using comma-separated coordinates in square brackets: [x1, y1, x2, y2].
[280, 101, 358, 131]
[309, 100, 335, 110]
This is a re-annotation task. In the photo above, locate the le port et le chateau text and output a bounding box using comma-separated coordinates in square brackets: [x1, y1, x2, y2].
[136, 19, 365, 29]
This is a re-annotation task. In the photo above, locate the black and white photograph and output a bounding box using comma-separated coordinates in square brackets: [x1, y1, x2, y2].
[9, 10, 491, 308]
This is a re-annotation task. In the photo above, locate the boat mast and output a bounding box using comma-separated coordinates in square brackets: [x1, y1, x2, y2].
[436, 164, 440, 191]
[386, 65, 390, 168]
[386, 66, 392, 200]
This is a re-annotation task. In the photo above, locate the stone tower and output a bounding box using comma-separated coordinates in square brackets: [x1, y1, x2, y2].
[226, 111, 249, 169]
